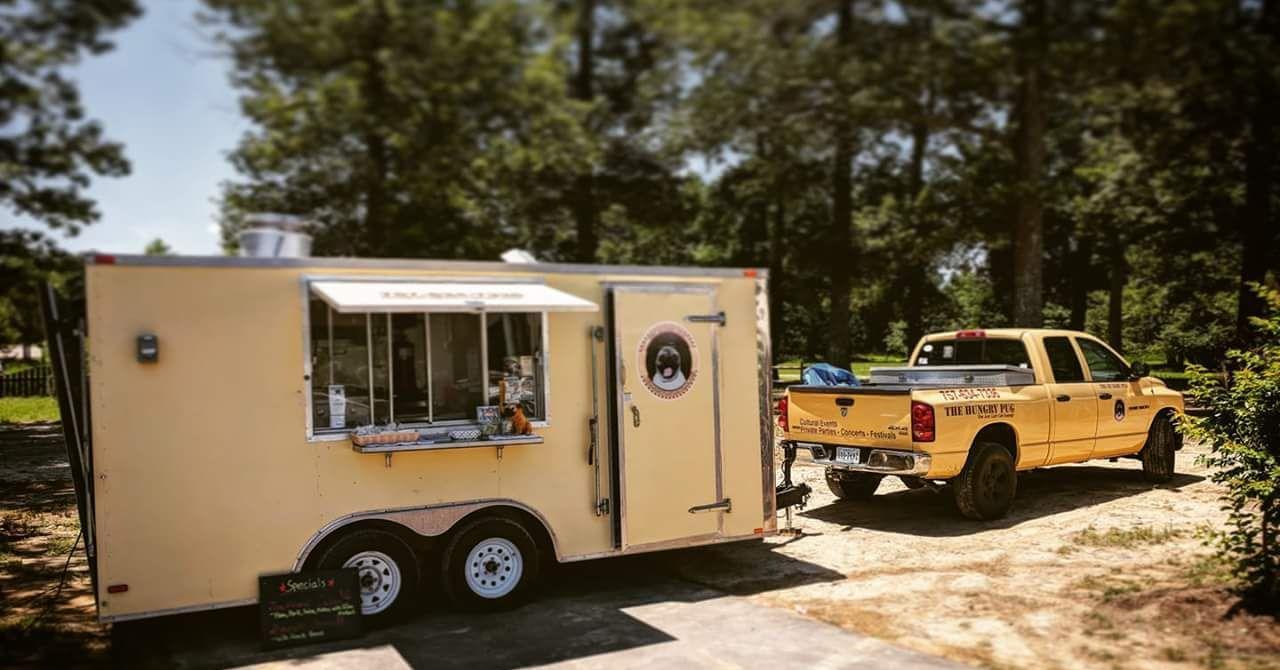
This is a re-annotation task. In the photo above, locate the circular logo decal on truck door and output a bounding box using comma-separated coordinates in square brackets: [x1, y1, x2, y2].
[1114, 399, 1126, 422]
[637, 321, 698, 400]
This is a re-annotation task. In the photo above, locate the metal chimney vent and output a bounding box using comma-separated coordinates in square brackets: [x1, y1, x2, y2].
[238, 213, 312, 258]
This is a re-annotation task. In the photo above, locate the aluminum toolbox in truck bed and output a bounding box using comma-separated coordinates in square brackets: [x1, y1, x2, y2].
[868, 365, 1036, 387]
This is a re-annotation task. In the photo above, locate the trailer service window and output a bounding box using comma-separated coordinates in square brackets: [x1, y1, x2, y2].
[308, 299, 547, 433]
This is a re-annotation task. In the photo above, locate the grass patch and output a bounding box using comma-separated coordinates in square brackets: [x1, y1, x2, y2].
[1069, 524, 1183, 549]
[1075, 574, 1146, 603]
[45, 535, 77, 557]
[0, 397, 59, 424]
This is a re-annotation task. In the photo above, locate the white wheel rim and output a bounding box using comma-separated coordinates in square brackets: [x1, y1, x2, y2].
[343, 550, 402, 615]
[464, 537, 523, 599]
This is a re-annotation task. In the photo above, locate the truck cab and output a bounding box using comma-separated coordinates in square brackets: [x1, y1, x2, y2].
[779, 329, 1184, 520]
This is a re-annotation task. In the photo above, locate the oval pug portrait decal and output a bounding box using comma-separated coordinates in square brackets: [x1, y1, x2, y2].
[637, 321, 699, 400]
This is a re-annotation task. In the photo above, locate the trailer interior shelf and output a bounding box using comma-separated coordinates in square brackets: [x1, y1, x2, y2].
[351, 435, 544, 455]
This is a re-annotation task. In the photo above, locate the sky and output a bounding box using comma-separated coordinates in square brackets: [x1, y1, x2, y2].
[1, 0, 244, 256]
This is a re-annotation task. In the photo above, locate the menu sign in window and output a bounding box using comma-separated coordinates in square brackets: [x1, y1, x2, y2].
[259, 569, 362, 649]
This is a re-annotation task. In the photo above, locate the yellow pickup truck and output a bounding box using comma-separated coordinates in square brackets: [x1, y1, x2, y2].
[778, 329, 1184, 520]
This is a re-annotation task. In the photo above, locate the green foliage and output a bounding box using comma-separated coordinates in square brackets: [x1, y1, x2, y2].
[882, 321, 909, 358]
[201, 0, 1276, 365]
[1181, 285, 1280, 609]
[0, 397, 60, 425]
[0, 231, 76, 348]
[143, 238, 172, 256]
[0, 0, 140, 231]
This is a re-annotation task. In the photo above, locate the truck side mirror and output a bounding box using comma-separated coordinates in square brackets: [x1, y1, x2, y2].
[1129, 362, 1150, 379]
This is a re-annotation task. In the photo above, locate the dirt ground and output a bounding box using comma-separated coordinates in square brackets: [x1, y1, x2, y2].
[1, 421, 1278, 669]
[669, 445, 1280, 670]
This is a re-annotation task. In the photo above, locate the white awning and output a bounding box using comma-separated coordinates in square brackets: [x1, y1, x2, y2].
[310, 280, 598, 313]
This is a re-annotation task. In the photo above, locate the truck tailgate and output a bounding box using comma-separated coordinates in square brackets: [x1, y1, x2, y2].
[786, 386, 913, 449]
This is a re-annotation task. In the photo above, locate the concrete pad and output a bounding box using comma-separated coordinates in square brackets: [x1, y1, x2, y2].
[220, 586, 961, 670]
[528, 594, 964, 670]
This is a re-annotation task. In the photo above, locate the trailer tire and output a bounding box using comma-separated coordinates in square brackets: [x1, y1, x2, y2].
[1140, 415, 1177, 483]
[824, 468, 882, 501]
[953, 442, 1017, 521]
[441, 516, 540, 612]
[313, 528, 420, 626]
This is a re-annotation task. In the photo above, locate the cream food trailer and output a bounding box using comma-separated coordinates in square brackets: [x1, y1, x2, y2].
[40, 253, 788, 625]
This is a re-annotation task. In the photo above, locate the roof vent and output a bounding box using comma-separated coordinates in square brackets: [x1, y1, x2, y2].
[500, 249, 538, 264]
[238, 214, 312, 258]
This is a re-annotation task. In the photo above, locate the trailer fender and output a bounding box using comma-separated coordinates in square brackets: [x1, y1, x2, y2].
[294, 499, 562, 571]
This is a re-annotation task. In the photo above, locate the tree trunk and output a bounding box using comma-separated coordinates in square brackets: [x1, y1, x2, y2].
[827, 0, 855, 366]
[903, 117, 930, 347]
[572, 0, 598, 263]
[1108, 242, 1126, 352]
[1069, 235, 1093, 331]
[769, 189, 786, 354]
[360, 1, 391, 256]
[1011, 0, 1046, 327]
[1237, 0, 1278, 344]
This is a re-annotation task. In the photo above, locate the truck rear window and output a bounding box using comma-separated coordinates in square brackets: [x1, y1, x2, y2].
[915, 338, 1032, 369]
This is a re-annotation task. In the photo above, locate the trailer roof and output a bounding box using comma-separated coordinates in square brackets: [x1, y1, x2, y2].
[84, 253, 768, 279]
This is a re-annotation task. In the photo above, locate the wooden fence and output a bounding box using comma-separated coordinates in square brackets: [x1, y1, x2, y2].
[0, 365, 54, 397]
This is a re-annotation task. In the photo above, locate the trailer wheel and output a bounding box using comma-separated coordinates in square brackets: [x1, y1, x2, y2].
[441, 516, 540, 612]
[824, 468, 882, 501]
[1140, 415, 1177, 483]
[313, 528, 420, 625]
[952, 442, 1017, 520]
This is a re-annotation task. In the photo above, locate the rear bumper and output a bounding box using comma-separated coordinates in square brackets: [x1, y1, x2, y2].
[792, 441, 932, 476]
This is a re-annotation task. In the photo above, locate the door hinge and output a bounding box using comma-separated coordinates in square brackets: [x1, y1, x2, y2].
[686, 311, 726, 325]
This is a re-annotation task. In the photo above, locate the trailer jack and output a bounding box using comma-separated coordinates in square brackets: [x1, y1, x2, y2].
[775, 441, 811, 536]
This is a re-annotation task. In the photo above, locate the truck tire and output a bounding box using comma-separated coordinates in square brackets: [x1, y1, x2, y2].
[1140, 415, 1176, 483]
[313, 528, 421, 626]
[953, 442, 1017, 521]
[825, 468, 882, 501]
[441, 516, 540, 612]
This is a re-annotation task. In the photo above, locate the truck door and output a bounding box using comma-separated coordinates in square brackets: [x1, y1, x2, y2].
[610, 285, 724, 549]
[1042, 335, 1097, 464]
[1076, 337, 1149, 458]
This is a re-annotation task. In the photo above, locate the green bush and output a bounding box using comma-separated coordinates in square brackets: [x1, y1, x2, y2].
[1180, 285, 1280, 610]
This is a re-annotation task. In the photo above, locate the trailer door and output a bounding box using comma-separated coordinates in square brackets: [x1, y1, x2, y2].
[611, 285, 725, 549]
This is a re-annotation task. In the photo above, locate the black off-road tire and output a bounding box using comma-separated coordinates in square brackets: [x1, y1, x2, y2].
[952, 442, 1017, 521]
[1140, 414, 1177, 483]
[313, 528, 421, 626]
[441, 516, 541, 612]
[824, 468, 882, 501]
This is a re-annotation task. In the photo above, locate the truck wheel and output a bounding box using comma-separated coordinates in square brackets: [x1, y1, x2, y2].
[314, 528, 420, 625]
[825, 468, 882, 501]
[441, 516, 540, 612]
[953, 442, 1017, 520]
[1141, 415, 1176, 483]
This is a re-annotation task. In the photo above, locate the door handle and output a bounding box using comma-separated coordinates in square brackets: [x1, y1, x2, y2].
[631, 405, 641, 428]
[1056, 395, 1071, 402]
[688, 499, 732, 514]
[1098, 392, 1113, 400]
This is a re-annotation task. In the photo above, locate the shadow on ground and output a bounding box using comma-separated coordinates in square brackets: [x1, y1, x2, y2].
[799, 463, 1204, 536]
[113, 547, 846, 670]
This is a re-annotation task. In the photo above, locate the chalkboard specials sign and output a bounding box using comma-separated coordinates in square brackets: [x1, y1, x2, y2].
[259, 569, 362, 648]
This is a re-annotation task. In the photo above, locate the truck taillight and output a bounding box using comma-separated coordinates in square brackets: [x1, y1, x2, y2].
[956, 329, 986, 339]
[777, 396, 789, 432]
[911, 401, 935, 442]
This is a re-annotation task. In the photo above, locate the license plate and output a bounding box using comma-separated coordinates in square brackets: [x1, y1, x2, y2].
[835, 447, 860, 465]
